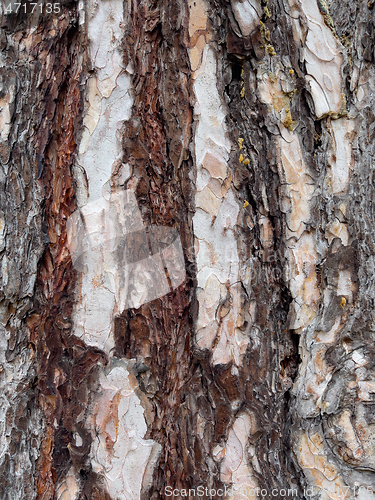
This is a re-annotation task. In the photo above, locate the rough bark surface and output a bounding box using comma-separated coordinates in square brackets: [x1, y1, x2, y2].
[1, 0, 375, 499]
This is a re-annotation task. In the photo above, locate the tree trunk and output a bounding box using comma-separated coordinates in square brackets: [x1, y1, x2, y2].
[1, 0, 374, 498]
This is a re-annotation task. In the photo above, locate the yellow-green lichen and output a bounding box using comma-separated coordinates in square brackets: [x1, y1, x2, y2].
[263, 6, 271, 20]
[268, 71, 276, 84]
[317, 0, 337, 37]
[239, 67, 245, 98]
[260, 21, 276, 56]
[265, 45, 276, 56]
[272, 95, 289, 113]
[284, 90, 296, 101]
[319, 93, 348, 120]
[340, 33, 351, 49]
[283, 108, 295, 131]
[262, 0, 271, 20]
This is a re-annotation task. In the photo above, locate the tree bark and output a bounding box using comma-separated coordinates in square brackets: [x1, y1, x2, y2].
[1, 0, 375, 499]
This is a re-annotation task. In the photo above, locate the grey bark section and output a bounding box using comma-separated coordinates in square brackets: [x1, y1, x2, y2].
[0, 15, 45, 500]
[290, 0, 375, 494]
[0, 5, 82, 499]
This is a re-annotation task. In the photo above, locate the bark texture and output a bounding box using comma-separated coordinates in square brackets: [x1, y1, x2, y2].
[1, 0, 375, 499]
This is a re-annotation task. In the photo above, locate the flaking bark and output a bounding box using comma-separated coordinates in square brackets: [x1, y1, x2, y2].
[1, 0, 375, 499]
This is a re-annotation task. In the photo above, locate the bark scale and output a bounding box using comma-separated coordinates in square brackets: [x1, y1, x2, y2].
[0, 0, 375, 499]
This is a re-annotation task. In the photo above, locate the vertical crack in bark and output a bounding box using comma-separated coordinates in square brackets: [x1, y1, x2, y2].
[26, 10, 91, 500]
[116, 0, 206, 496]
[187, 0, 302, 495]
[0, 3, 91, 499]
[200, 0, 328, 495]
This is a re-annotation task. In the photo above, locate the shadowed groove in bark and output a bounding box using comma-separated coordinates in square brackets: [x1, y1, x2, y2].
[204, 0, 319, 494]
[115, 0, 211, 497]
